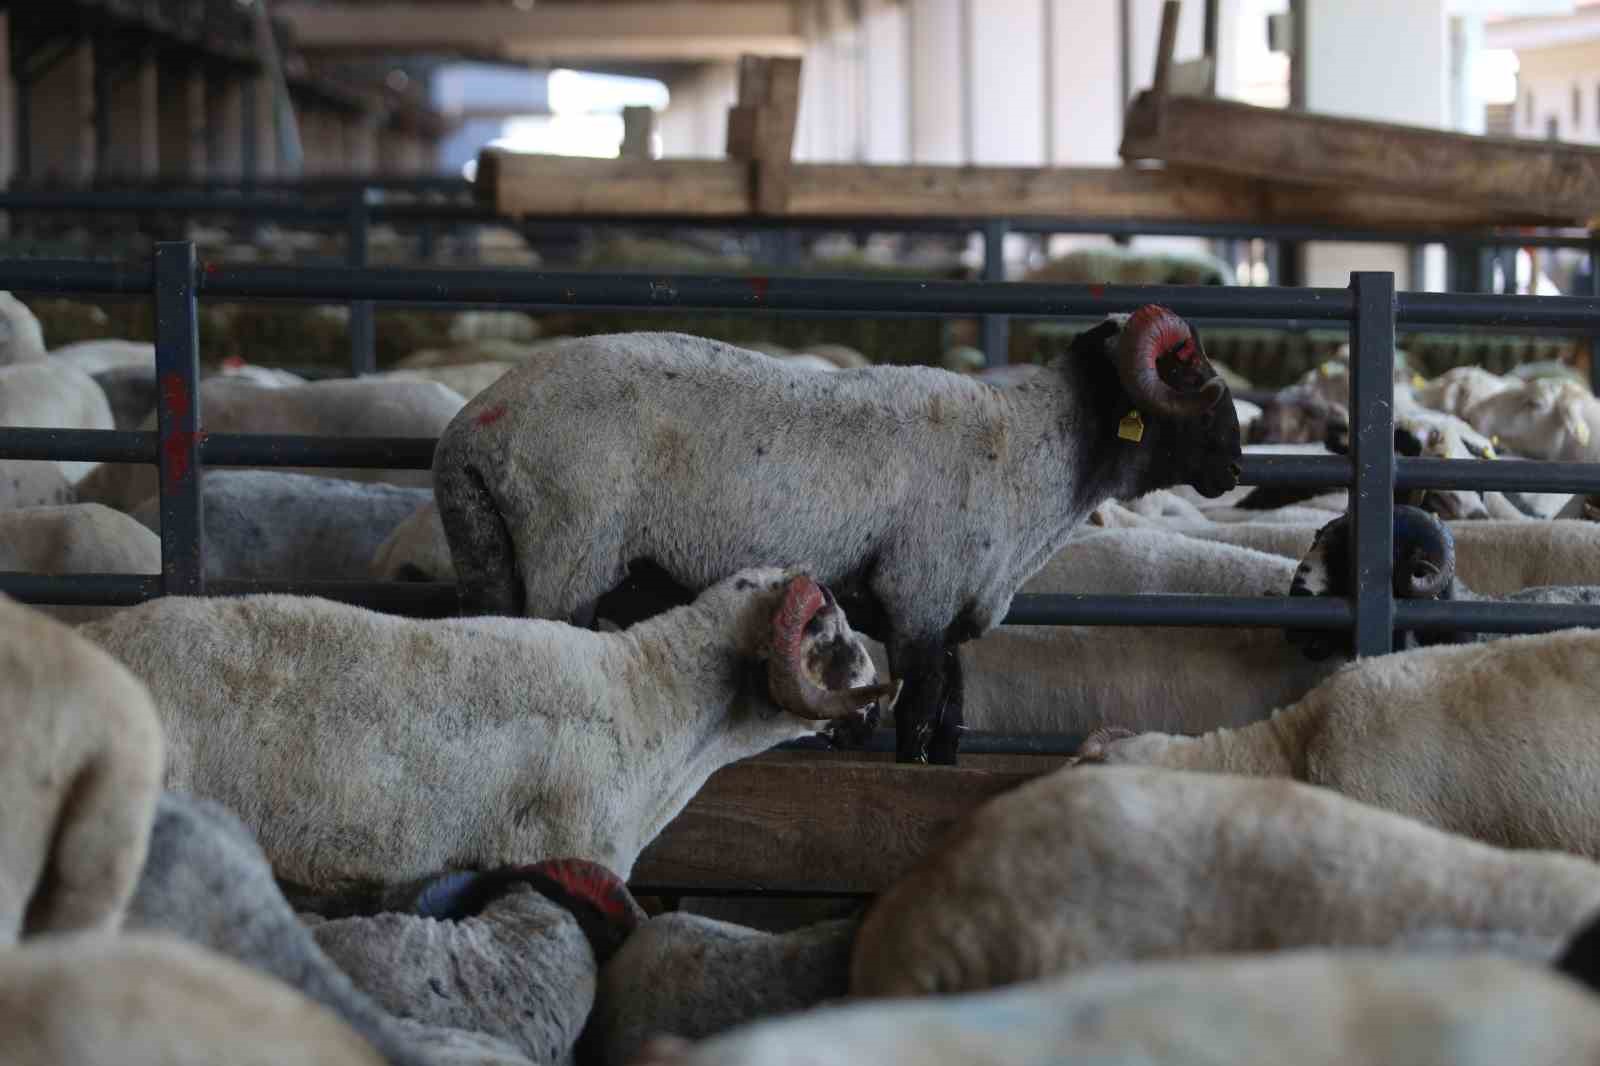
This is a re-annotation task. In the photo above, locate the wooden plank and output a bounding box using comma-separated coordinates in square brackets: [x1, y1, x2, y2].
[620, 106, 656, 160]
[476, 148, 1578, 229]
[631, 756, 1049, 894]
[1121, 89, 1600, 225]
[726, 55, 802, 215]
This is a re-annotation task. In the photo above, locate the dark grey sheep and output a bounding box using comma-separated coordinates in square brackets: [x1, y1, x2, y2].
[584, 913, 858, 1066]
[129, 470, 432, 582]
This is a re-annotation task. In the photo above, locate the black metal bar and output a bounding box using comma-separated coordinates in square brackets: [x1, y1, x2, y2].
[347, 194, 376, 376]
[1238, 453, 1351, 489]
[207, 579, 457, 615]
[193, 266, 1357, 320]
[1348, 272, 1397, 658]
[1590, 231, 1600, 395]
[1396, 458, 1600, 494]
[1001, 594, 1353, 628]
[980, 219, 1010, 366]
[0, 428, 156, 463]
[0, 259, 155, 294]
[1395, 600, 1600, 633]
[0, 573, 164, 606]
[1399, 290, 1600, 329]
[199, 434, 436, 468]
[154, 241, 205, 596]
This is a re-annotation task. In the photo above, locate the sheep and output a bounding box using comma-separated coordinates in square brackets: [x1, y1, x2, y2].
[81, 568, 895, 901]
[372, 362, 512, 401]
[0, 359, 115, 485]
[0, 290, 47, 364]
[130, 471, 432, 583]
[1465, 377, 1600, 462]
[128, 791, 621, 1066]
[395, 336, 573, 371]
[586, 914, 858, 1066]
[432, 311, 1242, 764]
[372, 500, 454, 582]
[48, 338, 155, 376]
[848, 766, 1600, 998]
[1075, 628, 1600, 857]
[1414, 365, 1516, 418]
[1024, 527, 1296, 597]
[450, 309, 539, 344]
[632, 947, 1600, 1066]
[798, 343, 870, 369]
[0, 592, 163, 943]
[1023, 245, 1234, 286]
[0, 932, 392, 1066]
[92, 364, 158, 430]
[0, 459, 74, 511]
[77, 375, 465, 511]
[0, 503, 161, 623]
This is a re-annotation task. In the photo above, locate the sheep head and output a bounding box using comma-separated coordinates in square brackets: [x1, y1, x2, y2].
[767, 574, 902, 740]
[1108, 305, 1242, 499]
[1466, 379, 1596, 461]
[1285, 505, 1456, 661]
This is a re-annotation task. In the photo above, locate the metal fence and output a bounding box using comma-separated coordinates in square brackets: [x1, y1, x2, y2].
[4, 242, 1600, 757]
[5, 181, 1600, 387]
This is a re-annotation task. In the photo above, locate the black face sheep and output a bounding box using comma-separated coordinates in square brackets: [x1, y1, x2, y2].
[81, 568, 895, 903]
[128, 791, 631, 1066]
[0, 592, 163, 943]
[585, 914, 859, 1066]
[432, 313, 1241, 763]
[848, 766, 1600, 999]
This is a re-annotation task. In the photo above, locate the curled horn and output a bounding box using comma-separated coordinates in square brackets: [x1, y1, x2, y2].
[768, 575, 902, 721]
[1115, 305, 1226, 419]
[1394, 507, 1456, 600]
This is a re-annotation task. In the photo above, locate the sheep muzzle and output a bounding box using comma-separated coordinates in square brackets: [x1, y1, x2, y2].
[769, 575, 902, 721]
[1116, 305, 1226, 420]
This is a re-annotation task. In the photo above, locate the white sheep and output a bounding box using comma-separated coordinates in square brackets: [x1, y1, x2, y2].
[372, 500, 453, 582]
[0, 932, 392, 1066]
[0, 359, 115, 487]
[130, 791, 621, 1066]
[1466, 377, 1600, 462]
[0, 592, 163, 943]
[589, 914, 858, 1066]
[0, 503, 161, 623]
[1414, 366, 1516, 418]
[77, 375, 465, 511]
[0, 291, 47, 363]
[633, 948, 1600, 1066]
[848, 766, 1600, 998]
[371, 361, 513, 401]
[82, 569, 895, 900]
[1076, 628, 1600, 857]
[131, 471, 431, 583]
[432, 312, 1242, 763]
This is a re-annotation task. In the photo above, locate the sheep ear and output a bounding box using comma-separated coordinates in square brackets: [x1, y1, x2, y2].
[1073, 318, 1123, 358]
[1555, 908, 1600, 994]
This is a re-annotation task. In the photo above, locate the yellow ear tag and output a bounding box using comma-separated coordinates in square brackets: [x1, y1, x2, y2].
[1577, 421, 1593, 447]
[1491, 434, 1500, 447]
[1117, 409, 1145, 444]
[1483, 445, 1497, 460]
[1412, 373, 1426, 389]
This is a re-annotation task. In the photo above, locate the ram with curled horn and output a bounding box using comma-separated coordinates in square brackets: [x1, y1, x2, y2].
[432, 307, 1242, 764]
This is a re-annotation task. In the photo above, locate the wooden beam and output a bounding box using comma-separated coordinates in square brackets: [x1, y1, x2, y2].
[276, 3, 803, 62]
[620, 105, 656, 160]
[631, 754, 1049, 894]
[476, 148, 1580, 229]
[727, 55, 801, 214]
[1121, 89, 1600, 225]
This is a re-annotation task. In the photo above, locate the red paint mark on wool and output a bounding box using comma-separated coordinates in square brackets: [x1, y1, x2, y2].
[474, 403, 508, 428]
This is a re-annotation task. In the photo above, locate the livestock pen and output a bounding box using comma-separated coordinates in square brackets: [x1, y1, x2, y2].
[4, 242, 1600, 898]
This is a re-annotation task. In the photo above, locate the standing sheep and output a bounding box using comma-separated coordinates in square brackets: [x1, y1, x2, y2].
[0, 593, 163, 943]
[82, 568, 894, 899]
[0, 503, 161, 623]
[849, 766, 1600, 998]
[1075, 628, 1600, 857]
[433, 311, 1241, 763]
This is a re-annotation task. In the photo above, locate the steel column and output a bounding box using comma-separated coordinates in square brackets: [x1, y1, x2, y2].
[980, 219, 1010, 365]
[1590, 231, 1600, 394]
[347, 193, 376, 375]
[154, 241, 205, 595]
[1348, 271, 1397, 658]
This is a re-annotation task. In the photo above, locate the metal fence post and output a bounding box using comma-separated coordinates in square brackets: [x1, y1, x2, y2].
[154, 241, 205, 596]
[980, 219, 1010, 365]
[1589, 230, 1600, 394]
[348, 192, 376, 376]
[1348, 271, 1396, 658]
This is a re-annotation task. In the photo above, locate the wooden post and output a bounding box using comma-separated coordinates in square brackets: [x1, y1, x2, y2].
[1149, 0, 1181, 133]
[157, 66, 207, 180]
[620, 105, 656, 159]
[725, 54, 802, 214]
[27, 41, 95, 184]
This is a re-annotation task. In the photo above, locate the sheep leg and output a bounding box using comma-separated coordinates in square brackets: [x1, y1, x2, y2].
[889, 638, 958, 766]
[925, 647, 965, 765]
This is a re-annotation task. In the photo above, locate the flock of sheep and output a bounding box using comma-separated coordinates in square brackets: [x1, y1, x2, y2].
[5, 286, 1600, 1063]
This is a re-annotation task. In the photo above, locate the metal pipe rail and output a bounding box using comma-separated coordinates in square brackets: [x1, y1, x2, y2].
[4, 243, 1600, 758]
